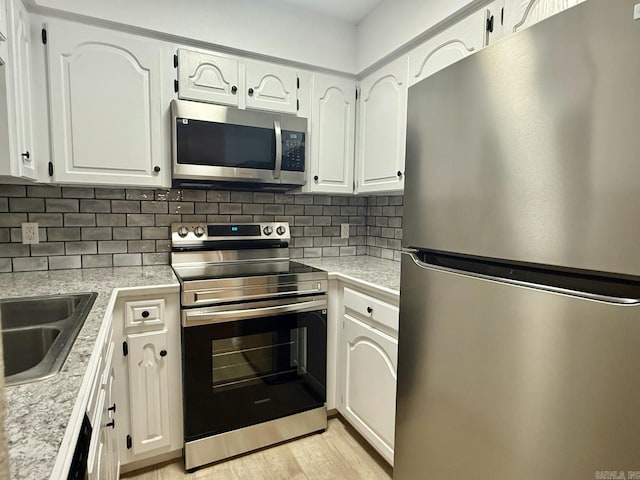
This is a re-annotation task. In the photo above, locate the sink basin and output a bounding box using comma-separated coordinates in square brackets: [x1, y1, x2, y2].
[0, 293, 97, 386]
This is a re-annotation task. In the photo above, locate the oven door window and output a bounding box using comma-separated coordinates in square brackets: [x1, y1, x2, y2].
[176, 118, 276, 170]
[183, 309, 326, 442]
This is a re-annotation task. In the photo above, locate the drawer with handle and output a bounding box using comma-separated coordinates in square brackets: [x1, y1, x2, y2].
[124, 298, 165, 330]
[343, 287, 399, 334]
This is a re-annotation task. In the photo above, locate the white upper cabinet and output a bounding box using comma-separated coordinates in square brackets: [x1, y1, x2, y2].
[176, 49, 301, 115]
[307, 73, 356, 194]
[177, 48, 239, 106]
[245, 59, 298, 114]
[356, 56, 408, 194]
[0, 0, 36, 180]
[46, 22, 171, 187]
[505, 0, 586, 34]
[408, 8, 487, 87]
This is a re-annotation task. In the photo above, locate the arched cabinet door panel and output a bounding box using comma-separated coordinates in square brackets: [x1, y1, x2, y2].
[177, 49, 239, 106]
[507, 0, 586, 33]
[46, 22, 169, 186]
[308, 73, 356, 194]
[126, 329, 172, 456]
[339, 315, 398, 465]
[356, 56, 408, 194]
[245, 59, 298, 114]
[408, 8, 487, 86]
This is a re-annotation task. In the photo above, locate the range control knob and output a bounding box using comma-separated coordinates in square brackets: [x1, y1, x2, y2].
[177, 226, 189, 238]
[263, 225, 274, 236]
[276, 225, 287, 236]
[194, 226, 205, 237]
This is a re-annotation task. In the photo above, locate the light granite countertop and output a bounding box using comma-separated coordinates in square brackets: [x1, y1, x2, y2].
[0, 266, 179, 480]
[300, 256, 401, 294]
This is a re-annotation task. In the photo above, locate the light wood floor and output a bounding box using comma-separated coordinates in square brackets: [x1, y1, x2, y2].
[121, 417, 393, 480]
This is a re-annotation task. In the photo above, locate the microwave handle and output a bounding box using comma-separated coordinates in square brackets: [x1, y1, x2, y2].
[274, 120, 282, 179]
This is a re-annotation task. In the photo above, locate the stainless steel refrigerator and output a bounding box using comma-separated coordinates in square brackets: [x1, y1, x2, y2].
[396, 0, 640, 478]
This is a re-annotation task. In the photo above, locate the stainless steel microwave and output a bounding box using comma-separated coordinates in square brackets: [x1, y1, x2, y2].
[171, 99, 307, 191]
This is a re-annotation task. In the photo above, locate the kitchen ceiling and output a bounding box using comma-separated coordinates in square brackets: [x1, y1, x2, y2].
[274, 0, 384, 23]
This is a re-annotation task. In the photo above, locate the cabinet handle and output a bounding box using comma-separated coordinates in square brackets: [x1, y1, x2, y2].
[21, 151, 30, 160]
[106, 420, 115, 429]
[367, 306, 373, 314]
[141, 310, 150, 318]
[160, 349, 167, 357]
[154, 166, 161, 173]
[313, 175, 319, 182]
[108, 404, 116, 413]
[397, 171, 403, 178]
[248, 88, 254, 96]
[231, 85, 237, 94]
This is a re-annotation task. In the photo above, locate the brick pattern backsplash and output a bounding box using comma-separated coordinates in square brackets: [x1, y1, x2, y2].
[0, 184, 400, 273]
[366, 195, 404, 261]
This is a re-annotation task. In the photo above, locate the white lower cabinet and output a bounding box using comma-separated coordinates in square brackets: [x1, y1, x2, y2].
[126, 329, 172, 455]
[87, 317, 119, 480]
[337, 283, 399, 465]
[113, 288, 183, 473]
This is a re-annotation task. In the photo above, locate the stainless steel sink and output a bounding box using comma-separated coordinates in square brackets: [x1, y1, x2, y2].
[1, 293, 97, 386]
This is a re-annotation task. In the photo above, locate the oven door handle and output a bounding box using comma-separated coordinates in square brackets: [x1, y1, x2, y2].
[183, 298, 327, 327]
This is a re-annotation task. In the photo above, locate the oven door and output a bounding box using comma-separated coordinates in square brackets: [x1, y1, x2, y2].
[182, 295, 327, 443]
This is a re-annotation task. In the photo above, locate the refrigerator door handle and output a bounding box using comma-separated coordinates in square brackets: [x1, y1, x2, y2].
[403, 251, 640, 306]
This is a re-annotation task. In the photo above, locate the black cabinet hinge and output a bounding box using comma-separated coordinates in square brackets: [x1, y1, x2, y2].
[174, 79, 179, 92]
[122, 341, 128, 356]
[173, 54, 178, 68]
[41, 28, 47, 45]
[297, 77, 300, 89]
[48, 161, 53, 177]
[296, 99, 299, 111]
[486, 14, 495, 33]
[355, 88, 359, 100]
[126, 435, 132, 449]
[501, 7, 504, 26]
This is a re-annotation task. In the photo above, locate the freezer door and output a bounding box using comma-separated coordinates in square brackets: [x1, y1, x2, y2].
[395, 253, 640, 479]
[404, 0, 640, 277]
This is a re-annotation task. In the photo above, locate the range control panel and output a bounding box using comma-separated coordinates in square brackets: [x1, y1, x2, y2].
[281, 130, 305, 172]
[171, 222, 290, 245]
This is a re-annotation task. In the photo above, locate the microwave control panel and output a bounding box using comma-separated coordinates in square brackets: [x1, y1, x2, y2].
[281, 130, 305, 172]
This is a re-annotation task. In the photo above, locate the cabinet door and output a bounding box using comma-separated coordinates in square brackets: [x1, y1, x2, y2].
[340, 315, 398, 465]
[3, 0, 36, 179]
[126, 329, 171, 455]
[408, 9, 487, 87]
[245, 60, 298, 114]
[46, 22, 167, 186]
[506, 0, 586, 34]
[177, 48, 239, 106]
[356, 56, 408, 194]
[309, 74, 355, 194]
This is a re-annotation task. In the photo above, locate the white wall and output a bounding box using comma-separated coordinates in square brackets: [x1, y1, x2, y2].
[356, 0, 480, 72]
[30, 0, 358, 73]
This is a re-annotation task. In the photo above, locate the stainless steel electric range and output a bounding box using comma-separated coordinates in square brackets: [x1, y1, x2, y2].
[170, 222, 328, 471]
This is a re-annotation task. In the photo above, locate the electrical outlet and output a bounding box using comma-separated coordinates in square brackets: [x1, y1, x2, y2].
[21, 222, 39, 244]
[635, 3, 640, 20]
[341, 223, 350, 239]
